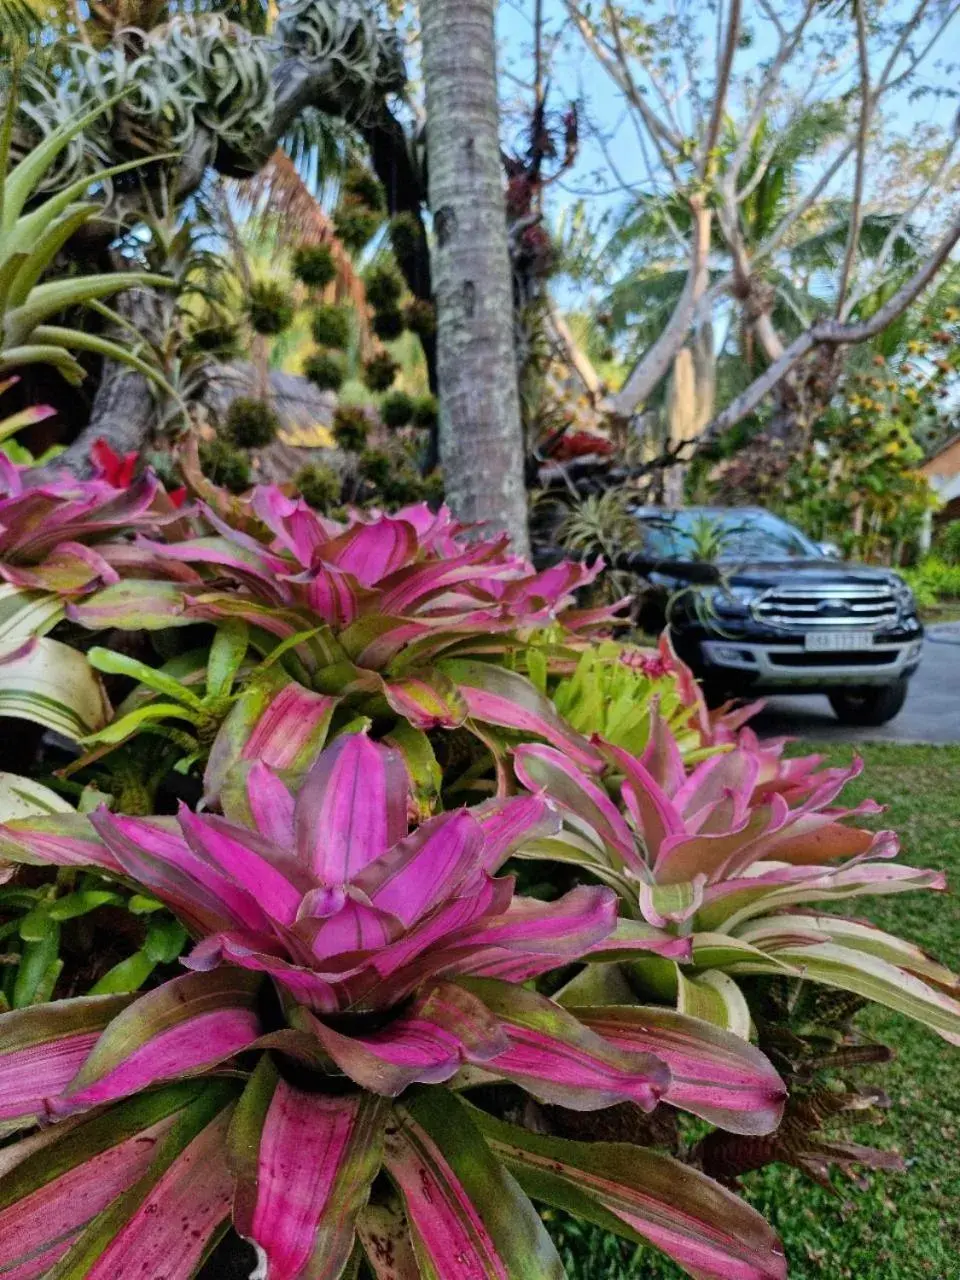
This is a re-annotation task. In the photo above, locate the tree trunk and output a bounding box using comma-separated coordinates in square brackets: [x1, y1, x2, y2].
[420, 0, 530, 555]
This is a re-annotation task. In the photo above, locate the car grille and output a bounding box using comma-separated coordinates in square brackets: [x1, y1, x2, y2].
[751, 584, 899, 630]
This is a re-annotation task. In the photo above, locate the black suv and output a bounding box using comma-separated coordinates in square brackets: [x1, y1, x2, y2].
[626, 507, 923, 726]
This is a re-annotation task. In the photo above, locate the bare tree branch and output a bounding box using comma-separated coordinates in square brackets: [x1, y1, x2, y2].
[695, 211, 960, 445]
[700, 0, 742, 178]
[611, 197, 712, 416]
[835, 0, 871, 318]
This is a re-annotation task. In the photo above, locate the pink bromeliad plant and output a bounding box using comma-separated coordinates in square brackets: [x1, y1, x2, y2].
[511, 723, 960, 1042]
[0, 732, 789, 1279]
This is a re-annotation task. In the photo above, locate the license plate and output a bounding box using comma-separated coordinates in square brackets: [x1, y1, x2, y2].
[804, 631, 875, 652]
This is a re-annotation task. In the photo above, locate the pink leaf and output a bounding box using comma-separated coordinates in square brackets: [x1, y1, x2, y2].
[294, 733, 409, 882]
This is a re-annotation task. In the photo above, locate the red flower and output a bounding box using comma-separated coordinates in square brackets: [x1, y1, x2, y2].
[90, 439, 137, 488]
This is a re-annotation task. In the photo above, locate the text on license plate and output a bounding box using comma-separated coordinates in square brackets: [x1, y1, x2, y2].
[804, 631, 875, 652]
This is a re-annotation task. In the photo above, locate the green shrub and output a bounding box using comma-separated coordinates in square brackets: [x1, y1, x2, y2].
[362, 351, 399, 392]
[295, 463, 342, 512]
[199, 439, 252, 493]
[224, 396, 280, 448]
[364, 264, 404, 312]
[310, 304, 352, 350]
[938, 520, 960, 565]
[246, 281, 294, 335]
[292, 243, 337, 290]
[381, 390, 415, 429]
[900, 556, 960, 605]
[332, 405, 369, 453]
[411, 394, 438, 431]
[302, 351, 346, 392]
[371, 307, 404, 341]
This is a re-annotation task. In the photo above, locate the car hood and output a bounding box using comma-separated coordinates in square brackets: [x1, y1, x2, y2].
[721, 560, 902, 590]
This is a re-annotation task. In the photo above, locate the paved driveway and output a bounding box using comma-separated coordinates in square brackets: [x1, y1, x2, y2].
[749, 624, 960, 744]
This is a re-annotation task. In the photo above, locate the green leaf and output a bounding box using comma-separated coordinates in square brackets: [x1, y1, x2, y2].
[86, 647, 205, 709]
[13, 923, 61, 1007]
[87, 950, 156, 996]
[0, 771, 74, 821]
[49, 890, 123, 921]
[143, 918, 188, 964]
[206, 620, 249, 701]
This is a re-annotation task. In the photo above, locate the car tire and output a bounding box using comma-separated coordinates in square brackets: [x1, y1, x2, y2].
[828, 679, 909, 726]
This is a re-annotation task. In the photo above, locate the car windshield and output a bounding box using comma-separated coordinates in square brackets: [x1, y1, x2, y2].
[635, 510, 821, 561]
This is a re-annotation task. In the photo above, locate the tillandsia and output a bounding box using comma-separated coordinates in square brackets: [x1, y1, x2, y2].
[0, 733, 789, 1279]
[510, 723, 960, 1042]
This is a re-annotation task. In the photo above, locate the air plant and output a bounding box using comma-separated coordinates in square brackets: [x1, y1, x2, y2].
[362, 349, 399, 392]
[295, 462, 343, 512]
[292, 242, 337, 290]
[224, 396, 280, 448]
[246, 281, 295, 336]
[0, 733, 787, 1279]
[302, 349, 346, 391]
[310, 303, 352, 350]
[380, 389, 415, 428]
[370, 304, 404, 341]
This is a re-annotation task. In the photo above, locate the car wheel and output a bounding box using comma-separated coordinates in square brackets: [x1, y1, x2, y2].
[828, 679, 909, 726]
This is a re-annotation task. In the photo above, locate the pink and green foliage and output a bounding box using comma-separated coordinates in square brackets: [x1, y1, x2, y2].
[0, 733, 788, 1279]
[0, 461, 955, 1277]
[511, 726, 960, 1041]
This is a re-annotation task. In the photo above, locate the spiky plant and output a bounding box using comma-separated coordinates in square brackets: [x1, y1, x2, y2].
[341, 163, 386, 212]
[246, 281, 294, 336]
[302, 350, 346, 392]
[291, 242, 337, 290]
[358, 447, 392, 486]
[224, 397, 280, 448]
[404, 297, 437, 340]
[0, 99, 172, 389]
[199, 438, 253, 493]
[412, 393, 439, 430]
[388, 211, 423, 265]
[380, 389, 415, 428]
[333, 197, 383, 253]
[364, 263, 404, 312]
[295, 461, 342, 511]
[371, 306, 403, 341]
[310, 303, 351, 350]
[362, 350, 399, 392]
[331, 404, 369, 452]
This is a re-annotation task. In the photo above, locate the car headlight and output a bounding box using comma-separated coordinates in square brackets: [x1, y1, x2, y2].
[891, 578, 917, 614]
[711, 585, 757, 616]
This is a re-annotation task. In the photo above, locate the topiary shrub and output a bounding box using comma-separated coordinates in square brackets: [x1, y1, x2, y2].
[371, 307, 403, 341]
[364, 264, 404, 312]
[411, 393, 439, 431]
[224, 396, 280, 448]
[310, 304, 352, 351]
[295, 463, 342, 512]
[380, 389, 415, 428]
[292, 243, 337, 290]
[302, 350, 346, 392]
[331, 405, 369, 453]
[198, 438, 252, 493]
[362, 350, 399, 392]
[403, 297, 437, 340]
[246, 281, 294, 335]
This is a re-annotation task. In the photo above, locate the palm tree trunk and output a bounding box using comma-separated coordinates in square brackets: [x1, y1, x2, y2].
[420, 0, 530, 554]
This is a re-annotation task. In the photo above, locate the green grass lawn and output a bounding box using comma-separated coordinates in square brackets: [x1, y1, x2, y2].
[549, 744, 960, 1278]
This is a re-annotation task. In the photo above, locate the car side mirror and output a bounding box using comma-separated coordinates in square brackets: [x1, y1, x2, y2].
[816, 541, 842, 559]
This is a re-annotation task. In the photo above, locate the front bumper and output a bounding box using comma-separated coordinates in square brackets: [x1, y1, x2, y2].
[699, 635, 923, 689]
